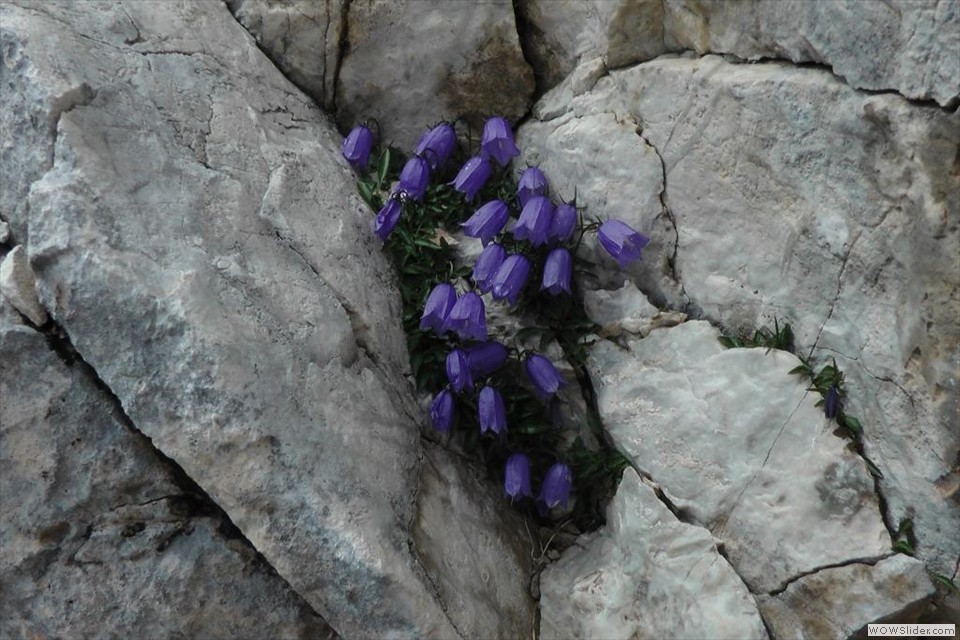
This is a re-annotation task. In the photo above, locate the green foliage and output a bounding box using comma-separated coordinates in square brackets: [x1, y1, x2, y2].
[893, 518, 917, 556]
[932, 573, 959, 593]
[718, 317, 795, 352]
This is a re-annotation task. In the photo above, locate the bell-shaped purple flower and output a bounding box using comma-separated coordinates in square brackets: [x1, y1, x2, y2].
[525, 353, 565, 397]
[472, 243, 507, 293]
[373, 198, 403, 242]
[429, 389, 455, 432]
[824, 386, 841, 420]
[420, 283, 457, 333]
[597, 220, 650, 268]
[414, 122, 456, 170]
[514, 196, 554, 247]
[397, 156, 430, 202]
[481, 117, 521, 168]
[550, 203, 577, 242]
[539, 462, 573, 509]
[446, 348, 474, 393]
[465, 341, 508, 376]
[451, 156, 492, 202]
[463, 200, 509, 245]
[542, 247, 572, 296]
[342, 124, 373, 169]
[441, 291, 487, 341]
[491, 254, 531, 306]
[517, 167, 549, 208]
[478, 386, 507, 435]
[504, 453, 533, 500]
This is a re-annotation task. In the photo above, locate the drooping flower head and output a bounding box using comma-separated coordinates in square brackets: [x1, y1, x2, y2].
[542, 247, 572, 296]
[517, 167, 549, 208]
[504, 453, 533, 500]
[373, 197, 402, 242]
[446, 348, 474, 393]
[472, 243, 507, 294]
[342, 124, 373, 169]
[550, 203, 577, 242]
[525, 353, 565, 397]
[420, 283, 458, 333]
[464, 341, 508, 376]
[480, 116, 520, 167]
[491, 254, 531, 306]
[441, 291, 487, 341]
[597, 220, 650, 268]
[396, 156, 430, 202]
[539, 462, 573, 509]
[451, 156, 492, 202]
[429, 389, 455, 432]
[414, 122, 457, 170]
[463, 200, 509, 246]
[514, 196, 554, 247]
[478, 386, 507, 435]
[824, 386, 841, 420]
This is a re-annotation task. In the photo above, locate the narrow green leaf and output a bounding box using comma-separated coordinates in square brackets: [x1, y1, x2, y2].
[377, 148, 391, 187]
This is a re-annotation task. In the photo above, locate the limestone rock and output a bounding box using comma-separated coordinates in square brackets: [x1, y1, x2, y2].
[0, 245, 47, 325]
[335, 0, 534, 151]
[539, 468, 768, 640]
[589, 322, 891, 593]
[583, 280, 686, 337]
[0, 304, 333, 640]
[0, 220, 9, 243]
[757, 554, 936, 639]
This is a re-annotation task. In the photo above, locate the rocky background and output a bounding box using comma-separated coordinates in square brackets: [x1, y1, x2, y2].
[1, 1, 957, 639]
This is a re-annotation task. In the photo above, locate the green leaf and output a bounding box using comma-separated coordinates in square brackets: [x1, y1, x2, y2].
[864, 458, 884, 479]
[788, 364, 812, 376]
[357, 180, 375, 207]
[377, 148, 391, 188]
[841, 415, 863, 436]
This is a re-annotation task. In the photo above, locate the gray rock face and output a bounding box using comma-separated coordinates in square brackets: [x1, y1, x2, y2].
[0, 245, 47, 325]
[540, 468, 768, 640]
[1, 1, 533, 637]
[0, 304, 333, 640]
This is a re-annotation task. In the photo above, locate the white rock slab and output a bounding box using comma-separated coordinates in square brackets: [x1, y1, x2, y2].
[540, 468, 768, 640]
[0, 245, 47, 325]
[589, 321, 891, 592]
[757, 554, 936, 639]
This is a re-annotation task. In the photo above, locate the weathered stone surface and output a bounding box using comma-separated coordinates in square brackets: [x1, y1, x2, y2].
[413, 441, 537, 640]
[540, 468, 767, 640]
[757, 554, 936, 639]
[583, 279, 686, 338]
[335, 0, 534, 150]
[520, 54, 960, 578]
[589, 321, 891, 593]
[0, 220, 9, 243]
[0, 304, 333, 640]
[226, 0, 345, 110]
[0, 244, 47, 325]
[0, 1, 533, 636]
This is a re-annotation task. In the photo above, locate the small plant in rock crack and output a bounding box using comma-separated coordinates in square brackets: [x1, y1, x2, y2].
[343, 116, 649, 530]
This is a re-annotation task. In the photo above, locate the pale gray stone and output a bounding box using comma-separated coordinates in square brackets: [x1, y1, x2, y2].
[0, 304, 333, 640]
[0, 220, 9, 243]
[589, 321, 891, 593]
[540, 468, 768, 640]
[0, 245, 47, 325]
[757, 554, 936, 639]
[583, 280, 686, 338]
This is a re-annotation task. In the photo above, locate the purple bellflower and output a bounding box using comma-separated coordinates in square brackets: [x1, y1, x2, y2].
[480, 116, 520, 167]
[824, 386, 841, 420]
[517, 167, 549, 208]
[441, 291, 488, 341]
[491, 254, 531, 305]
[342, 124, 373, 169]
[550, 203, 577, 242]
[539, 462, 573, 509]
[525, 353, 565, 397]
[597, 220, 650, 268]
[429, 389, 455, 432]
[373, 197, 402, 242]
[420, 283, 458, 334]
[472, 243, 507, 293]
[504, 453, 533, 500]
[397, 156, 430, 202]
[451, 156, 492, 202]
[478, 386, 507, 435]
[446, 348, 474, 393]
[464, 341, 508, 376]
[463, 200, 509, 245]
[514, 196, 554, 247]
[542, 247, 573, 296]
[414, 122, 456, 170]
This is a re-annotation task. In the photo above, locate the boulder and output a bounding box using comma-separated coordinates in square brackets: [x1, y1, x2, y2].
[0, 245, 47, 325]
